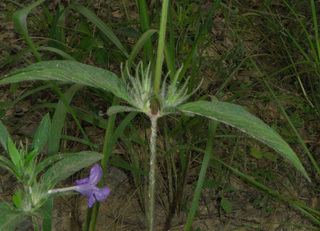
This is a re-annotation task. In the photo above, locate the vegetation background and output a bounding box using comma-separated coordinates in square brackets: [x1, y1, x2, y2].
[0, 0, 319, 230]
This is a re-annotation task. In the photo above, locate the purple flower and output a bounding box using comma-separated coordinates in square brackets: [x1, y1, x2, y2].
[74, 164, 110, 208]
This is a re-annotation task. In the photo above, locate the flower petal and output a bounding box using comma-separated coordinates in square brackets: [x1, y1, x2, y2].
[89, 164, 103, 185]
[75, 177, 89, 185]
[88, 193, 96, 208]
[94, 187, 110, 202]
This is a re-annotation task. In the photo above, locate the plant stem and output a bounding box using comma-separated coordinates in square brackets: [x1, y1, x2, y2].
[153, 0, 169, 96]
[148, 115, 158, 231]
[88, 204, 100, 231]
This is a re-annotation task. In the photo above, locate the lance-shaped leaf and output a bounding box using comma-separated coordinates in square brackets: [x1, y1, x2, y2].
[178, 100, 309, 180]
[0, 60, 130, 102]
[40, 151, 103, 190]
[107, 105, 141, 115]
[70, 3, 129, 58]
[32, 113, 51, 153]
[7, 138, 22, 172]
[48, 84, 82, 155]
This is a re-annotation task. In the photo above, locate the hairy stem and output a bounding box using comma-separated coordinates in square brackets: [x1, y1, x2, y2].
[148, 115, 158, 231]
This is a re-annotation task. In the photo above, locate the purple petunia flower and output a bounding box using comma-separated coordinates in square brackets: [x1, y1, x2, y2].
[74, 164, 110, 208]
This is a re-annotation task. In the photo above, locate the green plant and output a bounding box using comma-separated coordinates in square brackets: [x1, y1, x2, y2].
[0, 12, 310, 231]
[0, 115, 102, 230]
[0, 1, 315, 230]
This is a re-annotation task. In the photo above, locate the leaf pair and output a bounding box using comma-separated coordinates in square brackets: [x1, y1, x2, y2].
[0, 60, 310, 180]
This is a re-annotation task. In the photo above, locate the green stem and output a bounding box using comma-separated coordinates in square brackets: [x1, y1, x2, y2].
[137, 0, 153, 61]
[83, 208, 93, 231]
[184, 121, 218, 231]
[88, 204, 100, 231]
[153, 0, 169, 96]
[148, 115, 158, 231]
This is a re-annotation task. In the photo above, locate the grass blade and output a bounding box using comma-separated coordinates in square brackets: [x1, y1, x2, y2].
[38, 46, 76, 61]
[127, 29, 157, 69]
[185, 121, 218, 230]
[48, 84, 82, 155]
[70, 3, 129, 58]
[153, 0, 169, 95]
[137, 0, 153, 61]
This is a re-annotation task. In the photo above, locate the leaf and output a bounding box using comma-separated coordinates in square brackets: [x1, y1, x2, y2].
[38, 46, 76, 60]
[127, 29, 157, 68]
[0, 120, 10, 151]
[12, 190, 23, 209]
[13, 0, 44, 36]
[33, 113, 51, 153]
[0, 60, 129, 102]
[107, 105, 140, 115]
[0, 203, 26, 231]
[38, 199, 53, 231]
[0, 155, 16, 175]
[13, 0, 44, 61]
[109, 112, 137, 148]
[179, 100, 309, 180]
[7, 138, 22, 171]
[185, 121, 218, 231]
[221, 197, 232, 214]
[40, 151, 103, 189]
[35, 153, 64, 176]
[70, 3, 129, 58]
[48, 84, 81, 155]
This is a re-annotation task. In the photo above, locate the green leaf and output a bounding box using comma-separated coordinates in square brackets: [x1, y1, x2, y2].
[70, 3, 129, 58]
[136, 0, 153, 61]
[48, 85, 81, 155]
[0, 120, 10, 151]
[127, 29, 157, 68]
[35, 153, 64, 176]
[38, 199, 53, 231]
[13, 0, 44, 61]
[12, 190, 23, 209]
[179, 100, 309, 180]
[7, 138, 22, 171]
[185, 121, 218, 231]
[38, 46, 76, 60]
[0, 155, 16, 175]
[107, 105, 140, 116]
[40, 151, 103, 189]
[13, 0, 44, 36]
[0, 60, 129, 102]
[221, 197, 232, 214]
[33, 113, 51, 153]
[0, 203, 26, 231]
